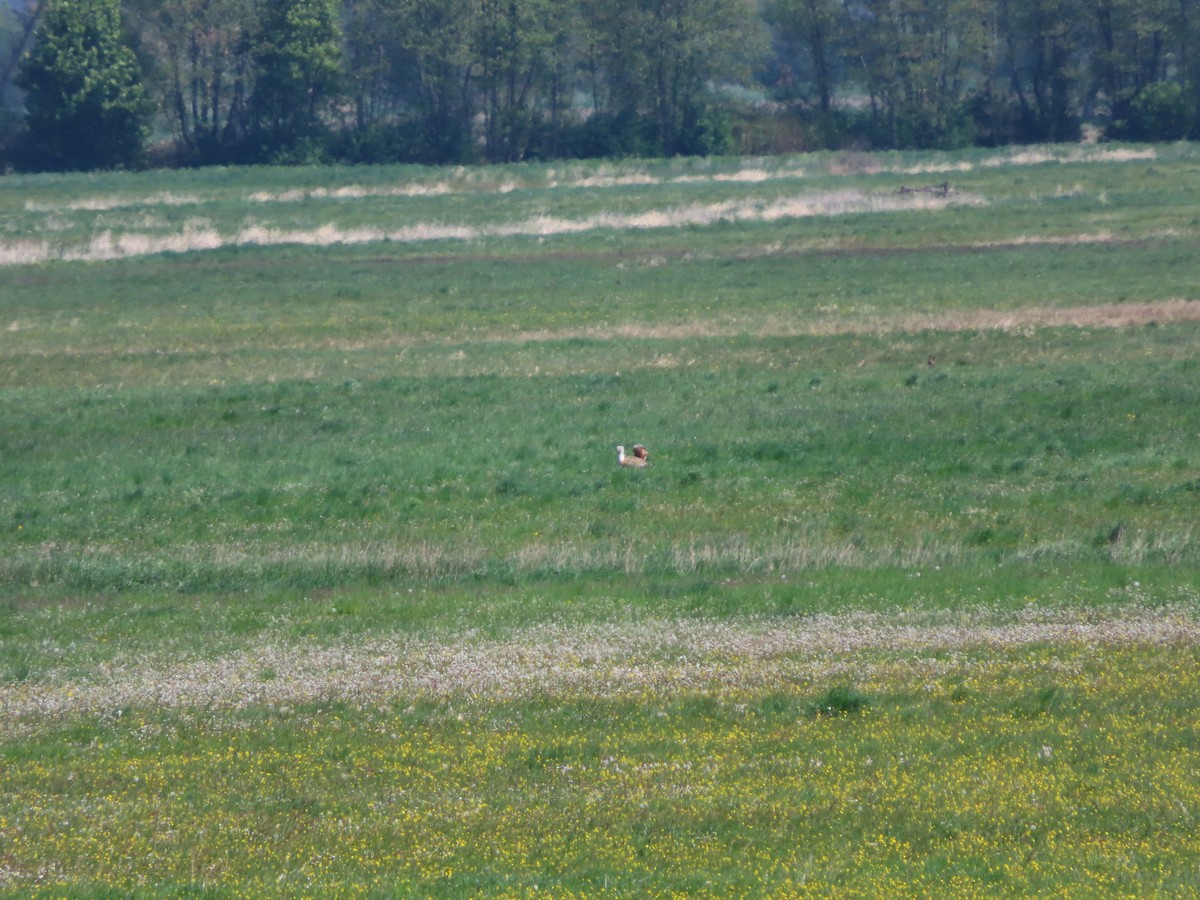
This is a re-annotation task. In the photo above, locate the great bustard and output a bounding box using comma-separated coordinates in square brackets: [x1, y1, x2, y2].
[616, 444, 649, 467]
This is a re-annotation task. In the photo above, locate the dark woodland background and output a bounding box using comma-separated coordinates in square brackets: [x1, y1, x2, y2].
[1, 0, 1196, 172]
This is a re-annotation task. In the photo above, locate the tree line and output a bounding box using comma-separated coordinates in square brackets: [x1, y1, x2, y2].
[1, 0, 1197, 172]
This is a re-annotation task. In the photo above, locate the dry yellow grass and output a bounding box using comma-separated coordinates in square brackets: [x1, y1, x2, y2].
[1, 189, 977, 265]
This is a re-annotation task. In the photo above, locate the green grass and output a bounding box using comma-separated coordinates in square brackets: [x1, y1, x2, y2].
[1, 143, 1199, 895]
[3, 328, 1196, 594]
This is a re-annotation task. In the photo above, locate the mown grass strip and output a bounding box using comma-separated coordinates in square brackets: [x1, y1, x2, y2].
[5, 603, 1197, 734]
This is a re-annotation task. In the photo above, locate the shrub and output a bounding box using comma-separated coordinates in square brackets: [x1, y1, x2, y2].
[1124, 83, 1190, 142]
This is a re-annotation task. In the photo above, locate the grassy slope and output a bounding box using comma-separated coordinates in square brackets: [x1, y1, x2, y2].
[1, 144, 1199, 895]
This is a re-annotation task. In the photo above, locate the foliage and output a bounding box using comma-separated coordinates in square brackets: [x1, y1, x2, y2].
[473, 0, 553, 163]
[124, 0, 258, 165]
[1084, 0, 1180, 130]
[1123, 82, 1190, 142]
[588, 0, 764, 156]
[7, 0, 1200, 168]
[996, 0, 1087, 142]
[247, 0, 342, 161]
[363, 0, 476, 164]
[13, 0, 149, 169]
[765, 0, 842, 113]
[0, 0, 48, 112]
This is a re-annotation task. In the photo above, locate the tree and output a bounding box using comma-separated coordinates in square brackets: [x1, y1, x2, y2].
[0, 0, 49, 162]
[1, 0, 49, 110]
[1086, 0, 1178, 134]
[767, 0, 842, 113]
[15, 0, 149, 169]
[839, 0, 986, 149]
[126, 0, 257, 164]
[1179, 0, 1200, 137]
[992, 0, 1085, 141]
[379, 0, 477, 163]
[247, 0, 341, 161]
[579, 0, 762, 156]
[339, 0, 394, 134]
[1126, 80, 1189, 140]
[475, 0, 560, 162]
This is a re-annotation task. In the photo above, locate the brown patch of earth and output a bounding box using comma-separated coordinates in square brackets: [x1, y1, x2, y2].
[9, 300, 1196, 365]
[497, 299, 1200, 346]
[883, 298, 1200, 333]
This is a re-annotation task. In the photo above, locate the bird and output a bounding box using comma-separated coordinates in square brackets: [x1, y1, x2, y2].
[616, 445, 649, 467]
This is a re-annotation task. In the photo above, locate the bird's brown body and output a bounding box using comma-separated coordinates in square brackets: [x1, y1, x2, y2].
[616, 445, 649, 467]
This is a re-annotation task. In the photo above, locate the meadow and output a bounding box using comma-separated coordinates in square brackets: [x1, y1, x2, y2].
[1, 143, 1199, 896]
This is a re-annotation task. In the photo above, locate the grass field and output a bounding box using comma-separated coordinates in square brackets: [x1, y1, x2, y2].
[2, 143, 1199, 896]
